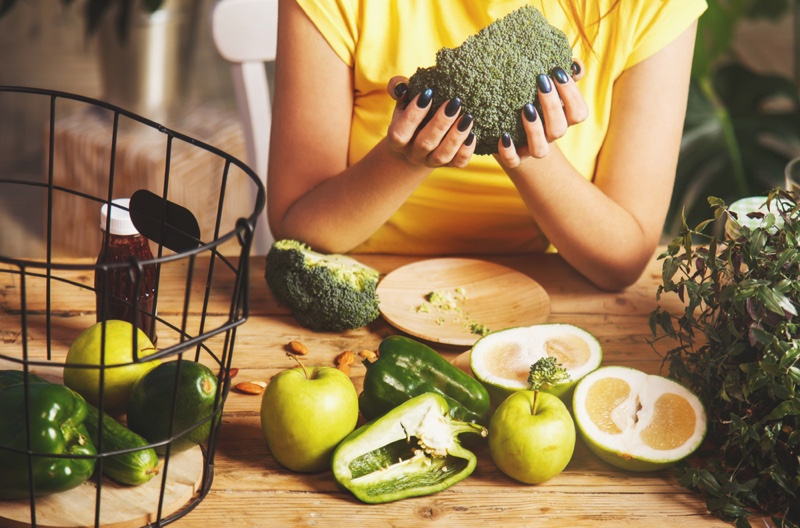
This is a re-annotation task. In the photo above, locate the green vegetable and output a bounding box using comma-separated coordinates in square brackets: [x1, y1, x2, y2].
[359, 335, 492, 425]
[332, 392, 487, 504]
[649, 190, 800, 527]
[0, 382, 97, 499]
[528, 356, 571, 391]
[407, 5, 573, 155]
[127, 360, 220, 455]
[0, 369, 49, 388]
[83, 405, 160, 486]
[0, 370, 160, 486]
[265, 239, 380, 332]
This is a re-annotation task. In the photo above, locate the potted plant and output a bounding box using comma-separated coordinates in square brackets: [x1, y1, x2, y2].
[0, 0, 199, 119]
[1, 0, 166, 42]
[668, 0, 800, 238]
[651, 190, 800, 527]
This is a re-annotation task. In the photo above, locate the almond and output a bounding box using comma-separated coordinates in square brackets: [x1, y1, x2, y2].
[336, 362, 351, 376]
[358, 349, 378, 362]
[335, 350, 355, 367]
[287, 340, 309, 356]
[234, 381, 266, 395]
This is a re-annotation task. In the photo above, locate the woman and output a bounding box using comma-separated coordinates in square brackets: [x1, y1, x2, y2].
[267, 0, 707, 291]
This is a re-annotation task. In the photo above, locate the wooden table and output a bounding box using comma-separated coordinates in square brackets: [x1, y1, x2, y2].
[0, 250, 731, 527]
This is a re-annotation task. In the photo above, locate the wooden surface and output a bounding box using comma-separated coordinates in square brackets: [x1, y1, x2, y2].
[0, 448, 203, 528]
[376, 258, 550, 346]
[0, 251, 734, 527]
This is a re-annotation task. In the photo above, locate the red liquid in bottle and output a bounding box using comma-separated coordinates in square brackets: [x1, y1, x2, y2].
[95, 198, 157, 344]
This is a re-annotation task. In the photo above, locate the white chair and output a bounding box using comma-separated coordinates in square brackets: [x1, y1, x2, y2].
[211, 0, 278, 255]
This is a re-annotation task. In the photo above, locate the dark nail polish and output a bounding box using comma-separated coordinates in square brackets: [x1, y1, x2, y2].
[457, 113, 473, 132]
[537, 74, 552, 94]
[394, 82, 408, 98]
[445, 97, 462, 117]
[552, 67, 569, 84]
[523, 103, 538, 123]
[464, 131, 475, 147]
[417, 88, 433, 108]
[501, 133, 512, 149]
[571, 61, 581, 76]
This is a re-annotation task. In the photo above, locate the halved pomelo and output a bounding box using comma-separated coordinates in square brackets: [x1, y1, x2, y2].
[469, 324, 602, 404]
[572, 366, 707, 472]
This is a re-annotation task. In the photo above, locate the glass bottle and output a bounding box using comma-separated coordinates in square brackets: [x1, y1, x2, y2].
[95, 198, 158, 344]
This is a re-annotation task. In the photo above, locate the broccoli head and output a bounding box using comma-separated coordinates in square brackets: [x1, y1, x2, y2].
[407, 6, 573, 155]
[265, 239, 381, 332]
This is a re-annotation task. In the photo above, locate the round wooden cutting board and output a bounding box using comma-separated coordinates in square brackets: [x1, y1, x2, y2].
[0, 446, 203, 528]
[376, 258, 551, 346]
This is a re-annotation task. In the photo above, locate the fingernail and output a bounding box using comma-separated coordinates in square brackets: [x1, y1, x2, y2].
[465, 131, 475, 147]
[571, 61, 581, 76]
[552, 67, 569, 84]
[445, 97, 462, 117]
[394, 82, 408, 98]
[501, 133, 512, 149]
[537, 74, 552, 94]
[523, 103, 538, 123]
[457, 113, 473, 132]
[417, 88, 433, 108]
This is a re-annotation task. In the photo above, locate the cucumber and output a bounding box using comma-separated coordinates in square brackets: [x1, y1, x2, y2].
[83, 405, 160, 486]
[0, 369, 159, 486]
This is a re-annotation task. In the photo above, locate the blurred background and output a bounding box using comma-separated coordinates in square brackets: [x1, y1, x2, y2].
[0, 0, 797, 258]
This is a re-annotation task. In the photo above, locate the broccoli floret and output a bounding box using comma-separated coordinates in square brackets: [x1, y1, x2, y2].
[528, 356, 571, 390]
[407, 6, 573, 155]
[265, 240, 380, 332]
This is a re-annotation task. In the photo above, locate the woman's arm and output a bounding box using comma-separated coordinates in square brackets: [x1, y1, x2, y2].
[496, 22, 698, 291]
[267, 0, 473, 252]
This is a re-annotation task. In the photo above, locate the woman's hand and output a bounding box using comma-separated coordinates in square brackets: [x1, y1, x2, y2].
[386, 76, 476, 168]
[495, 59, 588, 167]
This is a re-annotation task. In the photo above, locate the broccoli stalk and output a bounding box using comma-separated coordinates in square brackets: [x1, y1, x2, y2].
[407, 6, 573, 155]
[265, 240, 381, 332]
[528, 356, 570, 390]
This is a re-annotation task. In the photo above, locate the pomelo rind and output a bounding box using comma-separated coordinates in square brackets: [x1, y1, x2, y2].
[470, 323, 603, 405]
[572, 365, 707, 472]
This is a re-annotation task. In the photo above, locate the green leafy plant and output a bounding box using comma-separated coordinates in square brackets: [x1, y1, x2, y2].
[650, 189, 800, 527]
[668, 1, 800, 237]
[0, 0, 165, 42]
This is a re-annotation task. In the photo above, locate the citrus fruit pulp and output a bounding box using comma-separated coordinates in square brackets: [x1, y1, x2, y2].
[572, 365, 707, 471]
[470, 323, 602, 403]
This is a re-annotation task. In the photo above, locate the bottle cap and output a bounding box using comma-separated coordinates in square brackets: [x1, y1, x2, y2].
[99, 198, 141, 236]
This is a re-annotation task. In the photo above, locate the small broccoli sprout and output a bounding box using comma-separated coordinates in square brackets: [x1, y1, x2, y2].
[528, 356, 571, 390]
[265, 239, 380, 332]
[407, 6, 573, 155]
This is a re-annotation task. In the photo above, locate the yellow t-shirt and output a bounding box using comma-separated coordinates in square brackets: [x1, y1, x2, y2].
[295, 0, 707, 255]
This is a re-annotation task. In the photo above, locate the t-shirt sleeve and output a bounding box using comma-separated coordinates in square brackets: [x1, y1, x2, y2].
[296, 0, 359, 67]
[625, 0, 708, 69]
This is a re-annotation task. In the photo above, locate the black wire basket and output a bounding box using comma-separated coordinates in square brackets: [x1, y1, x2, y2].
[0, 86, 264, 527]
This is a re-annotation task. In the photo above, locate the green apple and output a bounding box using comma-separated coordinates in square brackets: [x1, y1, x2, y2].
[260, 363, 358, 473]
[488, 389, 576, 484]
[64, 320, 160, 416]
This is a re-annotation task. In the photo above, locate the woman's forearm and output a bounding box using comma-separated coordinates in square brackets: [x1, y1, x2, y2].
[272, 138, 433, 253]
[505, 149, 658, 291]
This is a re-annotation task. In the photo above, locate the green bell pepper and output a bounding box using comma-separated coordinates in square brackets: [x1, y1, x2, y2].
[332, 392, 487, 504]
[0, 381, 97, 499]
[359, 335, 491, 425]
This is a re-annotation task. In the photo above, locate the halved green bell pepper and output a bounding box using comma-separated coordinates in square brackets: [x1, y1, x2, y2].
[332, 392, 487, 504]
[359, 335, 491, 425]
[0, 381, 97, 499]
